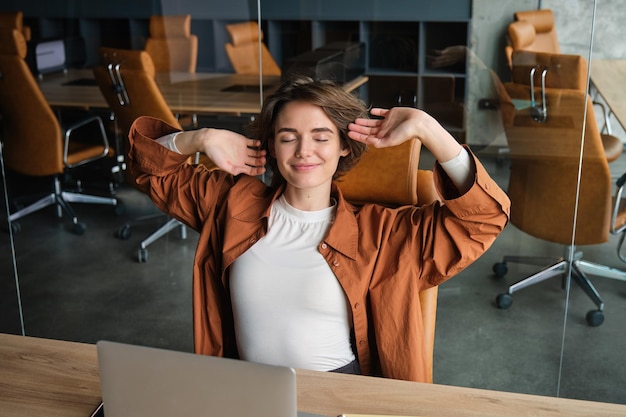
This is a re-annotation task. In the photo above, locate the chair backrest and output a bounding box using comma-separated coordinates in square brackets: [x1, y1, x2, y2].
[145, 15, 198, 73]
[338, 139, 440, 383]
[505, 9, 560, 69]
[94, 47, 182, 137]
[494, 51, 612, 246]
[94, 47, 217, 173]
[0, 11, 31, 41]
[224, 21, 281, 76]
[508, 50, 587, 92]
[0, 28, 64, 176]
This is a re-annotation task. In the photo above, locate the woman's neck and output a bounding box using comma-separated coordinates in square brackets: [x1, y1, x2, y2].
[282, 184, 333, 211]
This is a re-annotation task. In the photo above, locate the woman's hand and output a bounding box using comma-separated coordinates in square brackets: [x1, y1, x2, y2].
[348, 107, 462, 163]
[348, 107, 423, 148]
[179, 128, 267, 176]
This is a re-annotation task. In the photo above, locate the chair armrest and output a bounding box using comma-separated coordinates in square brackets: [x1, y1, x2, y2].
[63, 115, 110, 168]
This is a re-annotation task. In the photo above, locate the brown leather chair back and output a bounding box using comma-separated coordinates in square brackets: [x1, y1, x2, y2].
[0, 11, 31, 41]
[224, 21, 281, 76]
[94, 47, 217, 175]
[94, 47, 181, 136]
[505, 9, 560, 69]
[145, 15, 198, 73]
[509, 50, 587, 92]
[338, 139, 440, 383]
[494, 53, 612, 246]
[0, 28, 64, 176]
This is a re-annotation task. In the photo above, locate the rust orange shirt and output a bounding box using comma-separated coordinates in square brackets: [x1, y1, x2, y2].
[128, 116, 510, 382]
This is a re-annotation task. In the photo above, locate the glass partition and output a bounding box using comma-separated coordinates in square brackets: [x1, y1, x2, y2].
[1, 0, 623, 406]
[552, 0, 626, 405]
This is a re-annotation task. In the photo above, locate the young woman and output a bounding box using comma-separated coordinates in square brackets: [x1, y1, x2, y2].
[126, 76, 510, 382]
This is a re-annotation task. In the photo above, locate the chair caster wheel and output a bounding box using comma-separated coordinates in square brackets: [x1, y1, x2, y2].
[70, 222, 86, 235]
[115, 224, 132, 240]
[492, 262, 508, 278]
[586, 309, 604, 327]
[496, 293, 513, 309]
[138, 248, 148, 263]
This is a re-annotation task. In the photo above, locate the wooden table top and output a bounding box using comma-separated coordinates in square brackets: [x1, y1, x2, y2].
[2, 333, 625, 417]
[590, 59, 626, 130]
[38, 69, 368, 116]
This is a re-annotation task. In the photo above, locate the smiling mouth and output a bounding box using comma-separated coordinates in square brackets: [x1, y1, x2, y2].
[292, 163, 319, 172]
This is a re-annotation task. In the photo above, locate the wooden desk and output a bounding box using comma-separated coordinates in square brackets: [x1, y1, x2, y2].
[38, 69, 368, 116]
[590, 59, 626, 130]
[2, 333, 625, 417]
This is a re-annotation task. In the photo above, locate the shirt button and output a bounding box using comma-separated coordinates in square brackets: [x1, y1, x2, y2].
[321, 243, 328, 249]
[333, 260, 340, 267]
[354, 303, 360, 309]
[359, 340, 366, 346]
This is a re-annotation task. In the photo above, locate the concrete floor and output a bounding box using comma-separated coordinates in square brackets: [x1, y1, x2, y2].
[1, 147, 625, 406]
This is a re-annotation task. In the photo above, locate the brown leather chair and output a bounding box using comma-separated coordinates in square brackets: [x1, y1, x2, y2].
[504, 9, 559, 70]
[93, 47, 214, 262]
[0, 28, 119, 235]
[145, 15, 199, 127]
[491, 50, 626, 327]
[224, 21, 281, 76]
[0, 11, 31, 42]
[338, 139, 440, 383]
[145, 15, 198, 73]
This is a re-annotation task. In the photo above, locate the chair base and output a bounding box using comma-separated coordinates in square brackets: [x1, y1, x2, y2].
[493, 252, 626, 326]
[7, 176, 119, 235]
[116, 215, 186, 263]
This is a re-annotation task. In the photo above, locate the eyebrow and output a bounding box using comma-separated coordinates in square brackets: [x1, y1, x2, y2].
[276, 127, 335, 134]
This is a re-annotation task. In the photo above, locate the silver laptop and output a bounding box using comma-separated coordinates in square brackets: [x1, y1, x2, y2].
[96, 340, 299, 417]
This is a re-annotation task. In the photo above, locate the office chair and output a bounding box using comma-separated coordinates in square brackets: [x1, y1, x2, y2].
[504, 9, 559, 70]
[93, 47, 215, 262]
[491, 50, 626, 327]
[504, 9, 622, 162]
[0, 11, 31, 41]
[338, 139, 440, 383]
[144, 14, 199, 128]
[0, 28, 120, 235]
[224, 21, 281, 76]
[145, 15, 198, 73]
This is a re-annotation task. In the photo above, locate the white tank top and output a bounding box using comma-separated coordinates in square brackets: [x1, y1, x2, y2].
[229, 195, 355, 371]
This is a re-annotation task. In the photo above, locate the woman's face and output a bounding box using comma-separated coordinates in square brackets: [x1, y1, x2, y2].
[272, 101, 349, 205]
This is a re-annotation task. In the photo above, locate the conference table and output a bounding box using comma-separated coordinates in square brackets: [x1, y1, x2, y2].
[2, 333, 626, 417]
[38, 69, 369, 116]
[590, 59, 626, 132]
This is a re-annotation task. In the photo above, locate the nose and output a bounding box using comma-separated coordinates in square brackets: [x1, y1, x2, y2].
[295, 138, 314, 158]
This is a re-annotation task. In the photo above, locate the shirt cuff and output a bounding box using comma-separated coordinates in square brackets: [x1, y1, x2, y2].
[439, 148, 473, 193]
[155, 132, 182, 154]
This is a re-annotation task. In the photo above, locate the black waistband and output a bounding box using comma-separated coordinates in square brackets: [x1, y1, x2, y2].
[330, 359, 361, 375]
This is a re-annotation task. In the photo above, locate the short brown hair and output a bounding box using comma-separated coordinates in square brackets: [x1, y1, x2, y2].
[249, 76, 368, 185]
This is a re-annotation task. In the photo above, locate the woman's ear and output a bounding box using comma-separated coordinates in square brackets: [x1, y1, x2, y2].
[340, 146, 351, 157]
